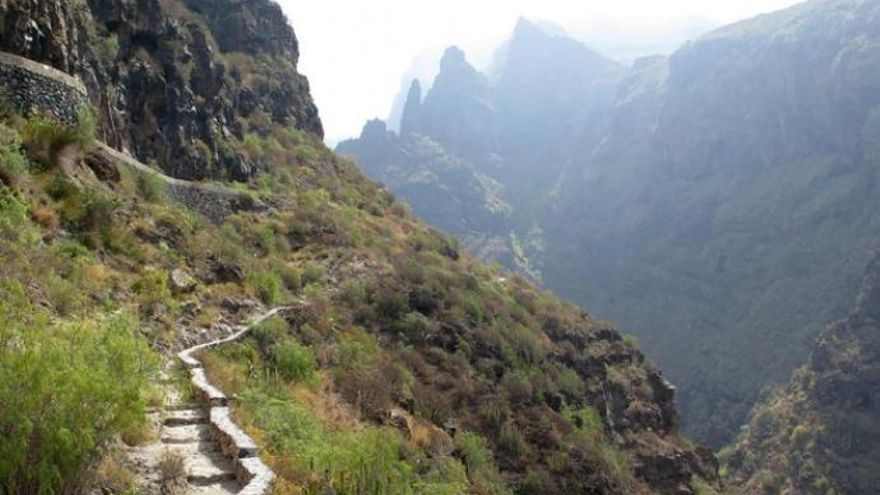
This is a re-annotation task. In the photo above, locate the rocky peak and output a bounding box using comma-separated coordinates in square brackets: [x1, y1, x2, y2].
[504, 17, 617, 74]
[492, 16, 621, 194]
[438, 45, 468, 72]
[420, 46, 495, 157]
[399, 78, 422, 136]
[359, 118, 390, 142]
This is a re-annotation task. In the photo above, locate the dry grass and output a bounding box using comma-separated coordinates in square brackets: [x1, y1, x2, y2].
[30, 204, 58, 230]
[121, 421, 157, 447]
[292, 374, 361, 431]
[159, 449, 187, 495]
[92, 454, 137, 494]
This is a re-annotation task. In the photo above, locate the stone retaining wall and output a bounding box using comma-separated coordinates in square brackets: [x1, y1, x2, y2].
[96, 143, 266, 224]
[0, 51, 87, 125]
[0, 50, 267, 224]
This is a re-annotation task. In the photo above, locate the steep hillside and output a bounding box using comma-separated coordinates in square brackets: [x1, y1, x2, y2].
[724, 252, 880, 494]
[0, 1, 719, 494]
[340, 0, 880, 446]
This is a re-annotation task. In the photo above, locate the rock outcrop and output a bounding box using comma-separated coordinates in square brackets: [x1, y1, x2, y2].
[0, 0, 322, 181]
[417, 46, 497, 159]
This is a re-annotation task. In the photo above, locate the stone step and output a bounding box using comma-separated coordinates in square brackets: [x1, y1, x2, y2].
[164, 409, 208, 427]
[161, 440, 222, 458]
[189, 479, 240, 495]
[186, 455, 237, 486]
[188, 470, 237, 486]
[165, 403, 203, 411]
[161, 424, 210, 444]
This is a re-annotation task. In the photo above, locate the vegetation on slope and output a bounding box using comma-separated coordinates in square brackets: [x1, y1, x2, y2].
[0, 97, 716, 493]
[202, 120, 718, 494]
[0, 1, 719, 493]
[723, 253, 880, 495]
[340, 0, 880, 448]
[0, 114, 160, 495]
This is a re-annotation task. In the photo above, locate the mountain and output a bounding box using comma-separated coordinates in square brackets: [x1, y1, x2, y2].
[340, 0, 880, 447]
[0, 1, 718, 494]
[724, 252, 880, 494]
[491, 19, 622, 201]
[338, 19, 624, 281]
[547, 0, 880, 446]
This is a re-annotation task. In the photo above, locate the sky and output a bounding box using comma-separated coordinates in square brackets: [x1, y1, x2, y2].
[276, 0, 803, 145]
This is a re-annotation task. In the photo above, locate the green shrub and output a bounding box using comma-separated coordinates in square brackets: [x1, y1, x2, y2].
[19, 109, 96, 166]
[238, 388, 415, 493]
[505, 324, 545, 369]
[132, 269, 173, 316]
[97, 33, 119, 62]
[374, 289, 408, 320]
[0, 290, 158, 495]
[136, 171, 167, 203]
[296, 144, 321, 163]
[456, 431, 508, 493]
[248, 269, 285, 305]
[43, 272, 84, 316]
[253, 315, 289, 347]
[498, 422, 529, 458]
[0, 188, 38, 245]
[0, 123, 28, 187]
[333, 327, 382, 370]
[274, 340, 317, 383]
[276, 263, 302, 293]
[339, 279, 368, 305]
[301, 262, 324, 286]
[563, 405, 603, 435]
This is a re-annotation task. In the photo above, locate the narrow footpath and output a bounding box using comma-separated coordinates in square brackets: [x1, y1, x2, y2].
[125, 309, 286, 495]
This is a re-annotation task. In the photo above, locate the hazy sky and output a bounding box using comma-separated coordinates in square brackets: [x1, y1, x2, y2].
[276, 0, 803, 144]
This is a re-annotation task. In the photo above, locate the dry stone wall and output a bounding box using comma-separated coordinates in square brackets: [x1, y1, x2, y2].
[0, 51, 87, 125]
[178, 308, 291, 495]
[96, 143, 266, 224]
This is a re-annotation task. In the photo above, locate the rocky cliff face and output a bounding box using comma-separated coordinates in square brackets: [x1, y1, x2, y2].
[724, 252, 880, 494]
[546, 0, 880, 446]
[0, 0, 322, 181]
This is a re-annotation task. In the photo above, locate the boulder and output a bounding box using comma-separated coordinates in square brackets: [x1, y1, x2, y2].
[169, 268, 197, 294]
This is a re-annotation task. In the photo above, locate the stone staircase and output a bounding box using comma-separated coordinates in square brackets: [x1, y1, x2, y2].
[161, 383, 241, 494]
[126, 309, 286, 495]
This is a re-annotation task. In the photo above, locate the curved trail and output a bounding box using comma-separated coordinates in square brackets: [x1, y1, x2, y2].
[0, 49, 282, 495]
[129, 309, 287, 495]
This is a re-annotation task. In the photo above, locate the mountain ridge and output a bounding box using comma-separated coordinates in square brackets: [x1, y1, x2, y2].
[339, 0, 880, 448]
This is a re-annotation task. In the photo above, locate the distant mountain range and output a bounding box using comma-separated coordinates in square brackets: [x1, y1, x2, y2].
[337, 0, 880, 448]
